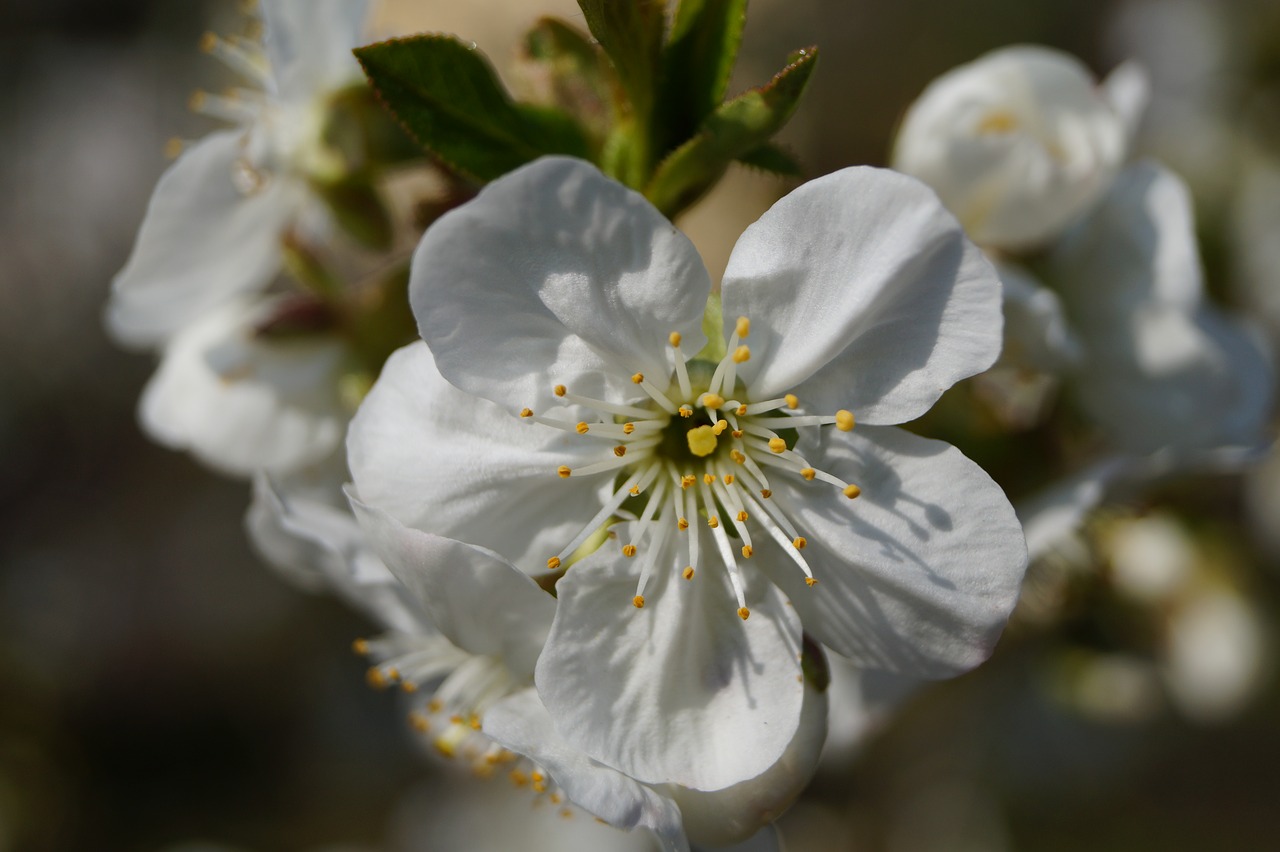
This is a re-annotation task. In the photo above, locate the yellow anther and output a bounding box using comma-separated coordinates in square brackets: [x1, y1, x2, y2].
[730, 450, 747, 464]
[560, 809, 573, 819]
[633, 595, 645, 609]
[708, 516, 720, 529]
[703, 473, 715, 484]
[733, 345, 751, 363]
[547, 556, 562, 570]
[510, 770, 530, 787]
[835, 409, 856, 431]
[760, 489, 772, 499]
[736, 316, 751, 338]
[687, 424, 718, 457]
[738, 607, 751, 621]
[387, 668, 401, 682]
[736, 405, 748, 416]
[785, 393, 799, 409]
[679, 405, 694, 418]
[713, 419, 729, 435]
[164, 137, 184, 159]
[843, 484, 862, 499]
[450, 714, 463, 724]
[428, 699, 443, 713]
[520, 407, 534, 418]
[575, 421, 590, 434]
[409, 713, 430, 733]
[741, 545, 753, 558]
[731, 429, 744, 438]
[554, 384, 567, 397]
[623, 422, 635, 434]
[557, 465, 572, 478]
[631, 372, 644, 384]
[702, 393, 725, 409]
[629, 485, 640, 495]
[681, 474, 696, 489]
[736, 510, 748, 522]
[351, 638, 369, 656]
[805, 577, 818, 587]
[768, 437, 787, 453]
[198, 31, 219, 53]
[622, 544, 637, 557]
[613, 445, 627, 457]
[669, 331, 683, 347]
[976, 109, 1019, 134]
[793, 536, 807, 550]
[401, 680, 419, 694]
[469, 714, 482, 730]
[677, 517, 689, 530]
[366, 668, 388, 689]
[800, 468, 817, 480]
[723, 474, 736, 485]
[550, 793, 564, 804]
[683, 566, 695, 580]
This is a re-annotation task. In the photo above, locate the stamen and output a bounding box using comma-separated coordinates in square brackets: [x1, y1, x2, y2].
[683, 566, 695, 580]
[702, 393, 725, 409]
[547, 556, 562, 570]
[576, 422, 590, 434]
[785, 394, 799, 409]
[735, 316, 751, 338]
[613, 445, 627, 457]
[551, 467, 656, 564]
[622, 545, 637, 557]
[793, 537, 807, 549]
[843, 484, 862, 499]
[670, 332, 693, 399]
[699, 477, 750, 613]
[198, 31, 270, 84]
[836, 409, 856, 431]
[738, 489, 817, 585]
[633, 596, 645, 608]
[768, 437, 787, 453]
[738, 607, 751, 620]
[635, 376, 679, 414]
[520, 408, 533, 418]
[678, 405, 694, 418]
[733, 345, 751, 363]
[559, 390, 657, 419]
[188, 89, 259, 123]
[557, 466, 572, 478]
[712, 419, 729, 436]
[668, 332, 682, 347]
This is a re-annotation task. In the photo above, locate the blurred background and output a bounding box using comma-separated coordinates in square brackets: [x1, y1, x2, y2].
[1, 0, 1278, 849]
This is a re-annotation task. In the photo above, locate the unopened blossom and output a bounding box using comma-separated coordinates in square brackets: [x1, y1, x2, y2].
[347, 156, 1028, 828]
[893, 45, 1145, 251]
[106, 0, 375, 348]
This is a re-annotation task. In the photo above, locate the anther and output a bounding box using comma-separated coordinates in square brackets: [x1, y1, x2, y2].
[741, 545, 753, 558]
[669, 331, 682, 347]
[198, 31, 219, 52]
[409, 713, 430, 733]
[613, 445, 627, 457]
[731, 429, 744, 438]
[520, 408, 534, 418]
[736, 316, 751, 338]
[575, 422, 590, 434]
[164, 137, 184, 159]
[187, 90, 207, 111]
[736, 405, 748, 415]
[713, 419, 729, 435]
[401, 681, 418, 694]
[557, 466, 572, 478]
[738, 607, 751, 620]
[351, 638, 369, 656]
[623, 423, 635, 434]
[723, 474, 736, 485]
[681, 474, 696, 489]
[703, 473, 715, 484]
[677, 517, 689, 530]
[793, 536, 807, 549]
[547, 556, 562, 570]
[730, 450, 747, 464]
[843, 484, 862, 499]
[836, 409, 856, 431]
[785, 394, 799, 409]
[679, 405, 694, 418]
[736, 510, 748, 522]
[800, 468, 817, 481]
[760, 489, 772, 499]
[683, 566, 695, 580]
[768, 437, 787, 453]
[622, 544, 637, 557]
[629, 485, 640, 495]
[733, 345, 751, 363]
[633, 595, 645, 609]
[554, 385, 567, 397]
[708, 516, 720, 529]
[631, 373, 644, 384]
[702, 393, 725, 409]
[805, 577, 818, 587]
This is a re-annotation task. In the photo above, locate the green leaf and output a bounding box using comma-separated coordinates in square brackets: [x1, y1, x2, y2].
[517, 17, 618, 151]
[658, 0, 748, 145]
[645, 46, 818, 217]
[575, 0, 665, 121]
[354, 35, 589, 183]
[309, 177, 394, 251]
[736, 142, 802, 177]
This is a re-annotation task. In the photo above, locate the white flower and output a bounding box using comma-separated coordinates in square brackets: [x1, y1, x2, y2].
[138, 297, 349, 477]
[346, 157, 1027, 817]
[893, 45, 1144, 251]
[106, 0, 374, 348]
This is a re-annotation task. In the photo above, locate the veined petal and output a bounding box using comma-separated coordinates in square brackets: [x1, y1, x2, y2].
[346, 341, 608, 569]
[260, 0, 369, 102]
[721, 167, 1002, 425]
[106, 130, 298, 349]
[758, 425, 1027, 678]
[347, 491, 555, 679]
[138, 298, 346, 477]
[535, 525, 805, 791]
[484, 688, 690, 852]
[246, 473, 426, 635]
[411, 157, 710, 413]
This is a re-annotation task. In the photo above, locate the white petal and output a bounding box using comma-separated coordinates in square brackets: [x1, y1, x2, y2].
[997, 261, 1082, 372]
[669, 671, 826, 847]
[535, 526, 804, 791]
[245, 473, 426, 634]
[1100, 60, 1150, 147]
[721, 167, 1002, 425]
[106, 131, 298, 348]
[260, 0, 369, 102]
[138, 298, 346, 477]
[410, 157, 710, 413]
[893, 45, 1128, 250]
[484, 688, 690, 852]
[760, 425, 1027, 678]
[346, 341, 610, 570]
[348, 492, 556, 679]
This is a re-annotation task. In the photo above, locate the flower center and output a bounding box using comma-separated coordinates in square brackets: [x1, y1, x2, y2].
[521, 316, 861, 619]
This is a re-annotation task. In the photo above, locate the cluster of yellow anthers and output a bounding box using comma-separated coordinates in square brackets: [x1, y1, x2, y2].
[521, 316, 862, 620]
